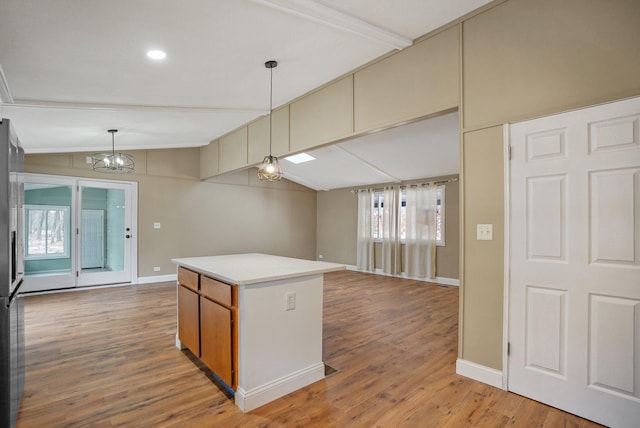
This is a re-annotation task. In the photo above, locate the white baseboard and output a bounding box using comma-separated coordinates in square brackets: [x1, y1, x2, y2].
[137, 274, 177, 284]
[435, 276, 460, 286]
[456, 358, 503, 389]
[235, 362, 325, 412]
[346, 266, 459, 286]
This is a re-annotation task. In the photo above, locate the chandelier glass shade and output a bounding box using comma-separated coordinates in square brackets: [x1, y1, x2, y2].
[257, 60, 283, 181]
[92, 129, 135, 173]
[257, 154, 283, 181]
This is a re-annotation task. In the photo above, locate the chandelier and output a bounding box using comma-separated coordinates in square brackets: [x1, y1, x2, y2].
[257, 60, 283, 181]
[92, 129, 135, 173]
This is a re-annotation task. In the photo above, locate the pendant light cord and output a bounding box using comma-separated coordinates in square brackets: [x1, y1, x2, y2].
[269, 64, 273, 157]
[108, 129, 118, 156]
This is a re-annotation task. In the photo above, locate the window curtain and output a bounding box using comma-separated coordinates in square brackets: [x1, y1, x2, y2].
[404, 185, 438, 279]
[356, 190, 374, 271]
[381, 186, 401, 275]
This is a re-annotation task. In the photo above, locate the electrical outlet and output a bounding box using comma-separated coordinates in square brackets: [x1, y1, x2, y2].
[285, 292, 296, 311]
[153, 222, 161, 229]
[153, 266, 161, 272]
[318, 254, 324, 259]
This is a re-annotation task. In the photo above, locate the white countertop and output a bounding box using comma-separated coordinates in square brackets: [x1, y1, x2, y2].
[171, 253, 346, 285]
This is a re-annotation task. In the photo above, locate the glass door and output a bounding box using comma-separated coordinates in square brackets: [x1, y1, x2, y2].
[22, 178, 76, 292]
[21, 174, 137, 292]
[76, 180, 134, 287]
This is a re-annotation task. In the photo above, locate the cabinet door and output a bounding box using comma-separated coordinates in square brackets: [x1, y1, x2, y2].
[200, 297, 233, 387]
[178, 285, 200, 355]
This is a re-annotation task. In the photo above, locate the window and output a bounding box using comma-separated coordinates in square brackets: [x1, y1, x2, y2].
[25, 205, 70, 259]
[372, 186, 445, 245]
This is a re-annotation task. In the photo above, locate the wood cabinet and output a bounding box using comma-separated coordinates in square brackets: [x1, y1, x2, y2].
[176, 266, 237, 390]
[178, 285, 200, 356]
[177, 268, 200, 356]
[200, 297, 233, 386]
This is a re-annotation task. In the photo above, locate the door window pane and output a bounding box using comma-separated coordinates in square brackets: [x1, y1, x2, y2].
[25, 205, 70, 258]
[81, 187, 125, 273]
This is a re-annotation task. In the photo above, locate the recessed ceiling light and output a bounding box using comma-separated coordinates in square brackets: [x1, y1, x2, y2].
[285, 153, 316, 164]
[147, 50, 167, 60]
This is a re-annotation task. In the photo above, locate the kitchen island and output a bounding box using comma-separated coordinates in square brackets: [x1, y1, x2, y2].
[172, 253, 345, 412]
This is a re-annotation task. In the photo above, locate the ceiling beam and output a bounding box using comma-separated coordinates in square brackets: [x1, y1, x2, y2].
[7, 99, 267, 115]
[250, 0, 412, 50]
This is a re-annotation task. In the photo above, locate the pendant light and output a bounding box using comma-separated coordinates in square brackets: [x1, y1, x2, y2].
[92, 129, 135, 173]
[257, 60, 283, 181]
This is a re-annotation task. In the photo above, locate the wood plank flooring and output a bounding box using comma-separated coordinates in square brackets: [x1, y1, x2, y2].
[16, 270, 602, 427]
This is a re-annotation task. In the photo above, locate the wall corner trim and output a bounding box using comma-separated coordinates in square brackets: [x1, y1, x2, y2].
[137, 274, 177, 284]
[456, 358, 503, 389]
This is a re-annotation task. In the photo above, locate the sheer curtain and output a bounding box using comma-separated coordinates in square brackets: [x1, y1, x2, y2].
[404, 185, 438, 279]
[381, 186, 401, 275]
[356, 190, 374, 271]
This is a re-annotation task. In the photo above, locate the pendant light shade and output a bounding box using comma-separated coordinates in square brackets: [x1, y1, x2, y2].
[92, 129, 135, 173]
[257, 60, 283, 181]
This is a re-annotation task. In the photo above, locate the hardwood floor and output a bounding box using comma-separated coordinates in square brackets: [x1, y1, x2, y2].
[16, 271, 602, 427]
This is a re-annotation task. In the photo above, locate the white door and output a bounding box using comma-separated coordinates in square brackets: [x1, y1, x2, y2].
[508, 96, 640, 427]
[77, 180, 136, 287]
[81, 210, 104, 269]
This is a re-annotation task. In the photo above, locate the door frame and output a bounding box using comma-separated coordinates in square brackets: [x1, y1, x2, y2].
[503, 96, 640, 419]
[502, 124, 511, 391]
[76, 178, 137, 287]
[22, 173, 138, 290]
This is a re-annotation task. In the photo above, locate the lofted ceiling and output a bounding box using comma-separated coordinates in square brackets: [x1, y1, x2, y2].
[0, 0, 485, 186]
[281, 111, 459, 191]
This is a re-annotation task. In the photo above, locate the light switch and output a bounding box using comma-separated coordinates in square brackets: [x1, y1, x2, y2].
[153, 222, 161, 229]
[477, 224, 493, 240]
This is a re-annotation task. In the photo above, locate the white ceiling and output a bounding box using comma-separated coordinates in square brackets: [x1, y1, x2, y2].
[0, 0, 482, 188]
[282, 111, 459, 190]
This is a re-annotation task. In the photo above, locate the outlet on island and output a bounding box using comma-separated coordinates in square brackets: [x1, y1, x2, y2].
[285, 292, 296, 311]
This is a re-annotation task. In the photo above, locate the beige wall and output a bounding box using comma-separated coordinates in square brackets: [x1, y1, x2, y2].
[316, 188, 357, 265]
[316, 176, 460, 280]
[24, 148, 317, 278]
[462, 0, 640, 131]
[461, 126, 504, 368]
[458, 0, 640, 370]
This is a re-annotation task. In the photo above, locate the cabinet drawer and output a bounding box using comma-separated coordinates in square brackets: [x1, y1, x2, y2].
[201, 275, 232, 307]
[178, 267, 199, 291]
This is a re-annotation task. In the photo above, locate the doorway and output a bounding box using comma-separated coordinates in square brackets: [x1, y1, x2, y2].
[506, 96, 640, 427]
[22, 174, 138, 292]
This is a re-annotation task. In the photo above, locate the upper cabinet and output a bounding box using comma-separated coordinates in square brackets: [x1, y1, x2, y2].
[199, 140, 219, 180]
[247, 106, 290, 165]
[147, 148, 200, 180]
[219, 128, 248, 173]
[290, 76, 354, 153]
[354, 26, 460, 133]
